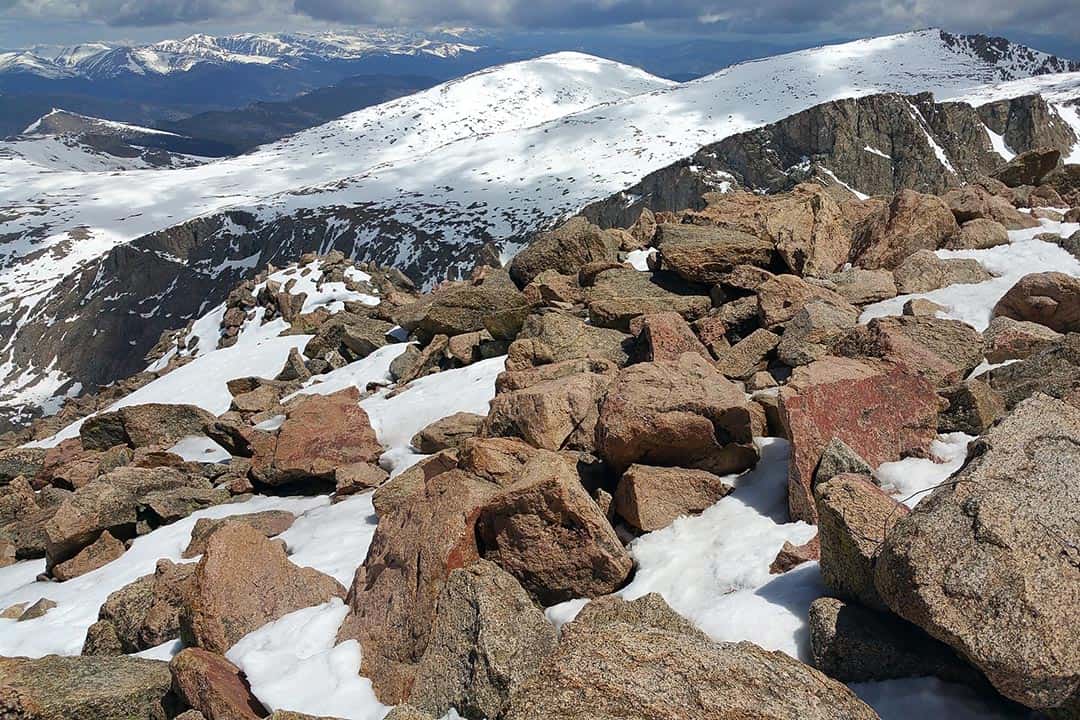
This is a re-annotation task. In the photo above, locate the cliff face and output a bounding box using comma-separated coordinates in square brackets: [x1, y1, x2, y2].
[583, 92, 1076, 229]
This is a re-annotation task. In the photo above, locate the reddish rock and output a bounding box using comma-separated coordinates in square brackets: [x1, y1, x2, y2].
[614, 464, 733, 531]
[485, 371, 611, 452]
[992, 271, 1080, 333]
[631, 312, 711, 361]
[181, 510, 295, 559]
[181, 522, 345, 653]
[333, 462, 389, 500]
[170, 648, 267, 720]
[838, 315, 985, 387]
[595, 353, 757, 476]
[258, 387, 382, 484]
[850, 189, 960, 270]
[779, 357, 939, 523]
[52, 530, 125, 581]
[769, 535, 820, 574]
[984, 315, 1063, 363]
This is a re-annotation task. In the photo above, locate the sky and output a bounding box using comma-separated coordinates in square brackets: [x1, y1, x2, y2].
[0, 0, 1077, 56]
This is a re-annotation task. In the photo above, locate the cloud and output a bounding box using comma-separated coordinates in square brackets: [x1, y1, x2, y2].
[0, 0, 1077, 38]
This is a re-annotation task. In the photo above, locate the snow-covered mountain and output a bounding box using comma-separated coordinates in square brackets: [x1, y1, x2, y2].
[0, 29, 482, 80]
[1, 29, 1079, 423]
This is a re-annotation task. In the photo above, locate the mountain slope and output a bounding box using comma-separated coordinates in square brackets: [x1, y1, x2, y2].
[1, 30, 1079, 422]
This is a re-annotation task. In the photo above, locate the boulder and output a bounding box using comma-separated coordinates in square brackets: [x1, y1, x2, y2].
[892, 250, 991, 294]
[595, 353, 757, 476]
[503, 601, 878, 720]
[340, 316, 395, 359]
[180, 522, 345, 653]
[776, 300, 859, 367]
[336, 460, 508, 703]
[990, 147, 1062, 187]
[992, 271, 1080, 333]
[987, 333, 1080, 408]
[814, 438, 872, 486]
[169, 648, 267, 720]
[938, 380, 1006, 435]
[505, 311, 631, 371]
[485, 371, 611, 452]
[613, 464, 733, 531]
[779, 357, 939, 523]
[838, 315, 985, 387]
[407, 561, 557, 720]
[815, 474, 907, 610]
[945, 218, 1010, 250]
[585, 268, 711, 331]
[476, 450, 632, 604]
[876, 394, 1080, 714]
[984, 315, 1063, 363]
[45, 466, 217, 571]
[714, 328, 779, 380]
[84, 559, 196, 655]
[81, 404, 215, 451]
[0, 655, 177, 720]
[769, 536, 820, 574]
[902, 298, 946, 317]
[522, 271, 583, 306]
[181, 510, 295, 558]
[445, 330, 507, 366]
[255, 387, 381, 485]
[850, 189, 960, 270]
[631, 311, 711, 362]
[809, 597, 983, 686]
[942, 185, 992, 223]
[395, 270, 529, 343]
[508, 216, 620, 287]
[691, 314, 730, 358]
[411, 413, 486, 454]
[655, 224, 774, 284]
[756, 274, 856, 327]
[52, 529, 125, 581]
[573, 592, 708, 639]
[816, 267, 897, 305]
[0, 447, 45, 484]
[333, 462, 389, 500]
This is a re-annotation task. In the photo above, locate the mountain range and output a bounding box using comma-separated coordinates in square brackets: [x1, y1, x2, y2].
[0, 28, 1078, 427]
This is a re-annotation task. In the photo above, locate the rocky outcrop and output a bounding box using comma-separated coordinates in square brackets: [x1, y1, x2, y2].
[180, 522, 345, 653]
[780, 357, 939, 523]
[407, 561, 557, 720]
[875, 394, 1080, 714]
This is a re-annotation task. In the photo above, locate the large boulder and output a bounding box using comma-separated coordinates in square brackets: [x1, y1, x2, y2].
[84, 559, 196, 655]
[714, 328, 779, 380]
[0, 447, 46, 484]
[892, 250, 991, 294]
[850, 189, 960, 270]
[809, 597, 983, 686]
[595, 353, 757, 476]
[938, 379, 1006, 435]
[411, 413, 486, 454]
[987, 333, 1080, 408]
[0, 655, 178, 719]
[631, 311, 711, 362]
[838, 315, 985, 387]
[585, 268, 711, 331]
[502, 596, 878, 720]
[52, 529, 125, 581]
[395, 270, 530, 342]
[407, 561, 557, 720]
[508, 216, 620, 287]
[992, 271, 1080, 333]
[984, 315, 1063, 363]
[505, 311, 631, 370]
[485, 370, 611, 452]
[776, 300, 860, 367]
[815, 474, 907, 611]
[169, 648, 267, 720]
[990, 147, 1062, 187]
[875, 394, 1080, 714]
[655, 223, 774, 284]
[80, 404, 215, 452]
[945, 218, 1010, 250]
[614, 464, 733, 532]
[181, 510, 295, 558]
[779, 357, 939, 523]
[476, 450, 632, 604]
[756, 274, 856, 328]
[814, 267, 897, 305]
[180, 522, 345, 653]
[45, 466, 222, 572]
[253, 387, 382, 485]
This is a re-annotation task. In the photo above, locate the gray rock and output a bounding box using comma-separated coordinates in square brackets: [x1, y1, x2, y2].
[509, 216, 620, 287]
[893, 250, 992, 294]
[987, 333, 1080, 408]
[814, 438, 873, 486]
[411, 413, 486, 454]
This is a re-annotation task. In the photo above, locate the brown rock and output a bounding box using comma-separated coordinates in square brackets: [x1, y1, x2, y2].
[505, 311, 630, 371]
[631, 311, 711, 361]
[779, 357, 939, 523]
[170, 648, 266, 720]
[0, 447, 45, 484]
[776, 300, 859, 367]
[508, 216, 620, 287]
[81, 404, 215, 451]
[875, 394, 1080, 714]
[990, 147, 1062, 187]
[485, 370, 611, 452]
[585, 268, 711, 331]
[180, 522, 345, 653]
[655, 224, 774, 284]
[714, 328, 779, 380]
[757, 274, 856, 327]
[892, 250, 991, 294]
[817, 267, 897, 305]
[945, 218, 1010, 250]
[395, 270, 529, 343]
[815, 474, 907, 611]
[984, 315, 1063, 363]
[902, 298, 946, 317]
[476, 450, 632, 604]
[52, 529, 125, 581]
[17, 597, 57, 620]
[840, 315, 985, 387]
[181, 510, 295, 559]
[411, 413, 485, 454]
[408, 560, 557, 720]
[595, 353, 757, 476]
[614, 464, 733, 531]
[85, 559, 196, 655]
[769, 536, 820, 574]
[992, 271, 1080, 333]
[850, 189, 960, 270]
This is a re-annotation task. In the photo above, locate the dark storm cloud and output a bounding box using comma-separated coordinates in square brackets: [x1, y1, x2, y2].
[1, 0, 1077, 37]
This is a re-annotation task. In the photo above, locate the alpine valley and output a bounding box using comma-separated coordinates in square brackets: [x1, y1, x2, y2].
[0, 21, 1079, 720]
